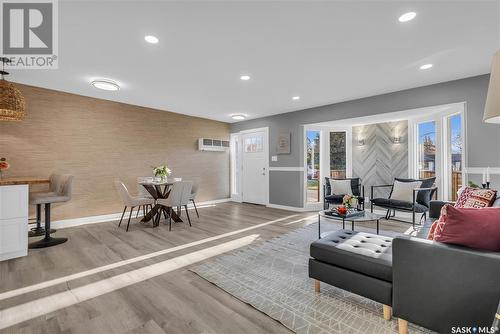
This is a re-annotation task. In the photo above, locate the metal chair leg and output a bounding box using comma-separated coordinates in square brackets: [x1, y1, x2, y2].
[191, 199, 199, 218]
[136, 207, 139, 218]
[184, 205, 192, 226]
[126, 206, 134, 232]
[118, 206, 127, 227]
[168, 207, 172, 231]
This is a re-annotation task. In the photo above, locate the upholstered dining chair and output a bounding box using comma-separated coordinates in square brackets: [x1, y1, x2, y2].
[157, 181, 193, 231]
[115, 180, 154, 232]
[189, 182, 199, 217]
[29, 174, 74, 248]
[136, 177, 153, 218]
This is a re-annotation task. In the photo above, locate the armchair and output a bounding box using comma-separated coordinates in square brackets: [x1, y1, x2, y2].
[370, 177, 437, 228]
[323, 177, 364, 210]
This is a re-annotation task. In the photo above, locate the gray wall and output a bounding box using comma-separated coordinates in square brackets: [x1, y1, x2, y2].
[353, 121, 409, 199]
[231, 74, 500, 207]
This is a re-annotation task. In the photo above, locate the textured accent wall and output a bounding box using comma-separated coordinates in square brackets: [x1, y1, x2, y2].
[0, 84, 230, 221]
[352, 121, 408, 198]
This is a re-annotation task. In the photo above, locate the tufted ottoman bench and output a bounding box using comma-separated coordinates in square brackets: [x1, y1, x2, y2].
[309, 229, 394, 320]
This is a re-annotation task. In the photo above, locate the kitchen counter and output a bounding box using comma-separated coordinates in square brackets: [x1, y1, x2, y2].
[0, 178, 50, 261]
[0, 177, 50, 186]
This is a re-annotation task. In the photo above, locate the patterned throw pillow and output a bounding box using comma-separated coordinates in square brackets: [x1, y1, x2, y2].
[454, 187, 497, 208]
[427, 204, 450, 240]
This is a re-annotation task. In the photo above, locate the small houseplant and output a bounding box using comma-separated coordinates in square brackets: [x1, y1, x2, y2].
[342, 194, 358, 209]
[0, 157, 10, 179]
[152, 164, 171, 181]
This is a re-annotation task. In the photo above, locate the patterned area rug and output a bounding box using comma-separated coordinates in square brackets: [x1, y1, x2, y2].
[191, 221, 432, 334]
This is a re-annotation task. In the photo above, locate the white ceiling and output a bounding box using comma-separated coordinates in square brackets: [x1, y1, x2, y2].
[9, 1, 500, 123]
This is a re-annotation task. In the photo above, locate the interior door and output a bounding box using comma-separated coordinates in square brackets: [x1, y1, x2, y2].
[242, 130, 267, 205]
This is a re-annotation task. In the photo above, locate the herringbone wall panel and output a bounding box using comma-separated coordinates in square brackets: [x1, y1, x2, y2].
[352, 121, 408, 198]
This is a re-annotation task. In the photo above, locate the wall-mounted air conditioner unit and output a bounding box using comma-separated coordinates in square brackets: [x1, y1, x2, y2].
[198, 138, 230, 151]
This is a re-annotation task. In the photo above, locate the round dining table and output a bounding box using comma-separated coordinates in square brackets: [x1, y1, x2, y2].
[138, 179, 183, 227]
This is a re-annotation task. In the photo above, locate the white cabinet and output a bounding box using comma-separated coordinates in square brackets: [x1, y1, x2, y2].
[0, 185, 28, 261]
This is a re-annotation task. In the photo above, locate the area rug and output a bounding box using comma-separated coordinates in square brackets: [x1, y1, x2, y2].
[190, 221, 432, 334]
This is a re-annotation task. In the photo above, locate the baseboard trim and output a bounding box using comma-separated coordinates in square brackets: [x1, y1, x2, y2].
[266, 203, 307, 212]
[48, 198, 231, 229]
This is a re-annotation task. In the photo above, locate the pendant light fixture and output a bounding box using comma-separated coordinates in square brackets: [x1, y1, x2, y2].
[0, 57, 26, 121]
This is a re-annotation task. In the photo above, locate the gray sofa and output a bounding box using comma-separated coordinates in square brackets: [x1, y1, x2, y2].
[309, 200, 500, 334]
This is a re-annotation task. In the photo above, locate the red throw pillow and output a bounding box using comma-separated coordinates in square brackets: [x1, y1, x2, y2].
[455, 187, 497, 208]
[433, 206, 500, 252]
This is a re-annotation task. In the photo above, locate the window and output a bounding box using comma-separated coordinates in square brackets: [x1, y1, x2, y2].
[448, 114, 463, 201]
[417, 121, 436, 180]
[244, 135, 263, 153]
[330, 132, 346, 179]
[410, 103, 466, 201]
[306, 130, 321, 203]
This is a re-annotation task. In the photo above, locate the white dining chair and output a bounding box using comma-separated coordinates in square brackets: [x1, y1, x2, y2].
[115, 180, 154, 232]
[136, 177, 154, 218]
[157, 181, 193, 231]
[189, 182, 199, 217]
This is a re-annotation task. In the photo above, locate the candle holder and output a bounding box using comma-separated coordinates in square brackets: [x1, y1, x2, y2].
[482, 183, 487, 189]
[486, 181, 490, 189]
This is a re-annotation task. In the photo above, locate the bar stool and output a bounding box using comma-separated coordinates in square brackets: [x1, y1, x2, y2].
[29, 174, 73, 249]
[28, 174, 59, 237]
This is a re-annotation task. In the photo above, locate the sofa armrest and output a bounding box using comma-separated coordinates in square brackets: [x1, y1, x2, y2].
[392, 236, 500, 333]
[428, 200, 455, 219]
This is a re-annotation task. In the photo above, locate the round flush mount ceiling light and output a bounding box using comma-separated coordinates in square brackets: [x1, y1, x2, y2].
[419, 63, 433, 70]
[91, 79, 120, 91]
[292, 96, 300, 100]
[231, 114, 246, 120]
[240, 75, 251, 81]
[398, 12, 417, 22]
[144, 35, 159, 44]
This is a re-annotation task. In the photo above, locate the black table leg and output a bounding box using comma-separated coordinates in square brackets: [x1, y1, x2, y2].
[351, 220, 354, 231]
[342, 218, 345, 230]
[376, 219, 379, 235]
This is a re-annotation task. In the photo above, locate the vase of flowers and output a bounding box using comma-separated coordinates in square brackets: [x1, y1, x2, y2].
[0, 157, 10, 179]
[342, 194, 358, 209]
[152, 164, 171, 182]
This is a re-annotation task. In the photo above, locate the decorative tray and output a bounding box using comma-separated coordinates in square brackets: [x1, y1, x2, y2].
[325, 208, 365, 219]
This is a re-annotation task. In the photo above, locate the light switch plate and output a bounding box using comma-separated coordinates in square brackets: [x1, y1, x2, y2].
[271, 155, 278, 162]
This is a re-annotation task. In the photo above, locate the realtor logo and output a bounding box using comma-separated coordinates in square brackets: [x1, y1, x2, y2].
[0, 0, 58, 68]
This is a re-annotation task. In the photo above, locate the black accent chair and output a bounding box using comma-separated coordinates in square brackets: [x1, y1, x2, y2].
[370, 177, 437, 228]
[323, 177, 365, 210]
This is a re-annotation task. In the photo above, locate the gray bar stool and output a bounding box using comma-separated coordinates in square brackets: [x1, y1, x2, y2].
[29, 174, 73, 249]
[29, 174, 59, 237]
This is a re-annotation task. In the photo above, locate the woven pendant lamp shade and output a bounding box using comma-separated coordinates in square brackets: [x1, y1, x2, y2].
[0, 79, 26, 121]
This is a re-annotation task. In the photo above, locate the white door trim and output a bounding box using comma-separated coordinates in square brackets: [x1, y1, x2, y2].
[233, 127, 269, 206]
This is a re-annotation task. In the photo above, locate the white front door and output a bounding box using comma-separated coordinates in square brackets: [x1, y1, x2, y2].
[242, 130, 267, 205]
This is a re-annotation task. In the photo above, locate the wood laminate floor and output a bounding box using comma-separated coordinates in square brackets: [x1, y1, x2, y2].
[0, 203, 410, 334]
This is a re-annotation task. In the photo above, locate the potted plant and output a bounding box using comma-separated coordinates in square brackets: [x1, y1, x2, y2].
[0, 157, 9, 179]
[152, 164, 171, 182]
[342, 194, 358, 209]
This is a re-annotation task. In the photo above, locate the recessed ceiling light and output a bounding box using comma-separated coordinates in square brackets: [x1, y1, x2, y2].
[91, 79, 120, 91]
[231, 114, 246, 120]
[419, 63, 433, 70]
[144, 35, 159, 44]
[292, 96, 300, 100]
[240, 75, 250, 81]
[398, 12, 417, 22]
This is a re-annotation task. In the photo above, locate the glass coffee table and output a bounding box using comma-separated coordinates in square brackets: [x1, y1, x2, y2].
[318, 210, 381, 238]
